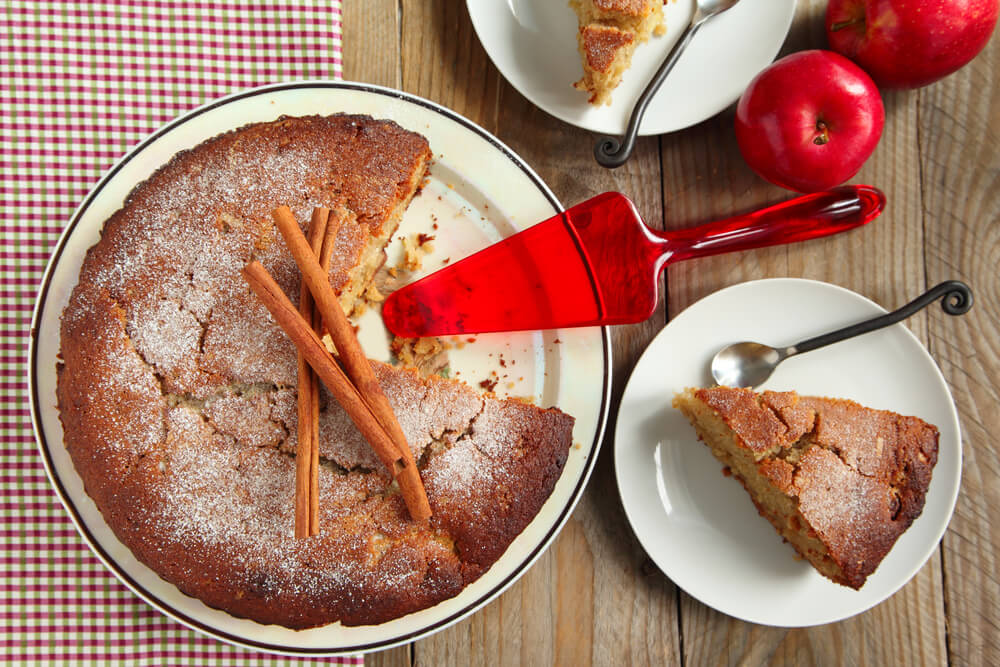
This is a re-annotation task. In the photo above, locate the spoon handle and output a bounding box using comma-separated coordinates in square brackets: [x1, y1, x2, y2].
[594, 21, 703, 168]
[792, 281, 973, 355]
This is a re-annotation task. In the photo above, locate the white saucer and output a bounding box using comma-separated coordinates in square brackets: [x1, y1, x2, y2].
[467, 0, 796, 135]
[614, 278, 961, 626]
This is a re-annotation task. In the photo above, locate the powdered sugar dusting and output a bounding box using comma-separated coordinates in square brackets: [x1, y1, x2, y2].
[793, 446, 888, 556]
[98, 343, 165, 458]
[127, 298, 203, 391]
[203, 390, 287, 450]
[424, 438, 494, 498]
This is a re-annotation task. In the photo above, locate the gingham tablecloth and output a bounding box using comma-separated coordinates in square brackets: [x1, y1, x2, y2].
[1, 2, 367, 663]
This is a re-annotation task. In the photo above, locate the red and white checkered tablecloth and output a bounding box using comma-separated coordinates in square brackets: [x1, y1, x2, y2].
[1, 1, 367, 663]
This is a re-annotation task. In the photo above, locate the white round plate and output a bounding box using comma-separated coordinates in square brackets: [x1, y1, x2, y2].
[29, 82, 611, 655]
[614, 278, 961, 627]
[467, 0, 797, 135]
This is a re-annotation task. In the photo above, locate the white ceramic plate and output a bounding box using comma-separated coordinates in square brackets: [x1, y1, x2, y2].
[29, 82, 611, 655]
[614, 278, 961, 627]
[467, 0, 797, 135]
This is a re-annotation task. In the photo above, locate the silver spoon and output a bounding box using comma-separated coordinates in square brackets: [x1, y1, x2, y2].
[594, 0, 743, 168]
[711, 281, 974, 389]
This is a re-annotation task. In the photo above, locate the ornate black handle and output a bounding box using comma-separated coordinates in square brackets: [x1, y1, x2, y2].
[594, 22, 703, 168]
[793, 281, 973, 355]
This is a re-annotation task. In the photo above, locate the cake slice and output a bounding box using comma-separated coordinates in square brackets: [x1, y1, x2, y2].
[570, 0, 666, 105]
[672, 387, 939, 589]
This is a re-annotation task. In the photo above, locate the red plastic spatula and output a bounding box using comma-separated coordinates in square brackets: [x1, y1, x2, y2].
[382, 185, 885, 336]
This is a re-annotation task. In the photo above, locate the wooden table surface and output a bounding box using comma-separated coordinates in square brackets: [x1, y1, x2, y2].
[344, 2, 1000, 664]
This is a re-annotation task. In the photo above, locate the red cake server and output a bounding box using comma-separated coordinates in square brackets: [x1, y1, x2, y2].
[382, 185, 885, 336]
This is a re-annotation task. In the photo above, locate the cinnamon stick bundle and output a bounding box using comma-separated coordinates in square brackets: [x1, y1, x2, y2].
[243, 261, 409, 473]
[243, 260, 431, 521]
[271, 206, 432, 521]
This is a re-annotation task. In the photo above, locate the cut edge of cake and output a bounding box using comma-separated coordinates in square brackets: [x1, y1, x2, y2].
[334, 153, 430, 316]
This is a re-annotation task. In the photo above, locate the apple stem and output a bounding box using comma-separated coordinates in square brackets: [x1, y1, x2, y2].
[830, 15, 865, 33]
[814, 120, 831, 146]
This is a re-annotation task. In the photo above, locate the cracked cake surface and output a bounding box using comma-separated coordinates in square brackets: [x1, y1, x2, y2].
[56, 114, 576, 628]
[673, 387, 938, 589]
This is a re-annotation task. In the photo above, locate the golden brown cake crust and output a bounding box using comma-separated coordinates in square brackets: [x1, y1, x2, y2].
[689, 387, 938, 589]
[595, 0, 656, 16]
[57, 114, 575, 628]
[580, 24, 635, 72]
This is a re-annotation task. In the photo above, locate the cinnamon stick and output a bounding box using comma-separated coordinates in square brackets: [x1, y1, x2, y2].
[319, 206, 347, 281]
[242, 261, 435, 520]
[308, 369, 320, 533]
[311, 207, 347, 342]
[293, 208, 329, 538]
[272, 206, 432, 521]
[309, 207, 342, 533]
[294, 352, 314, 537]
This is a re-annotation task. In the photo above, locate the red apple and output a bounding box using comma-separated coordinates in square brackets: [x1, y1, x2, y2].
[827, 0, 999, 89]
[735, 50, 885, 193]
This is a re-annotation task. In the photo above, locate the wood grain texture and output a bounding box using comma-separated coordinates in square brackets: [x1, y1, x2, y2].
[400, 0, 499, 133]
[342, 0, 400, 88]
[919, 30, 1000, 667]
[365, 645, 410, 667]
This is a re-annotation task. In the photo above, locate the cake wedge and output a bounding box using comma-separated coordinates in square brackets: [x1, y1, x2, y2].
[570, 0, 666, 105]
[672, 387, 939, 589]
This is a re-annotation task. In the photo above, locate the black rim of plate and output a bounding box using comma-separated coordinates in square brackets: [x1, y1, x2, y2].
[28, 81, 612, 656]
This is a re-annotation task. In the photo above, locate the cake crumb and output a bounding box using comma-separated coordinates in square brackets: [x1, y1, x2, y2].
[364, 284, 384, 304]
[390, 336, 449, 377]
[401, 233, 436, 271]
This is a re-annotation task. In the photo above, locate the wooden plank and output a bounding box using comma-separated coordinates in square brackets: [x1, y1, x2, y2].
[666, 2, 947, 664]
[366, 645, 410, 667]
[396, 2, 679, 665]
[342, 0, 400, 88]
[399, 0, 499, 133]
[919, 31, 1000, 666]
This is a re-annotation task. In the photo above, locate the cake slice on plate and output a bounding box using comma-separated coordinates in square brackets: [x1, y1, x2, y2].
[570, 0, 666, 106]
[672, 386, 939, 589]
